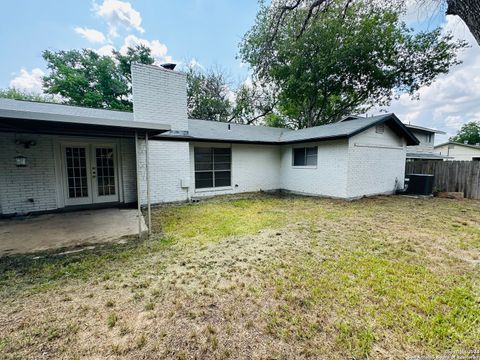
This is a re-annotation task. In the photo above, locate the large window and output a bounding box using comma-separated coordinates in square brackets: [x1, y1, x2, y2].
[194, 147, 232, 189]
[293, 147, 317, 167]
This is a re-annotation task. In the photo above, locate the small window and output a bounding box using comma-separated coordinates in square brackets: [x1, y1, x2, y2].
[375, 124, 385, 134]
[426, 134, 432, 143]
[292, 147, 317, 166]
[194, 147, 231, 189]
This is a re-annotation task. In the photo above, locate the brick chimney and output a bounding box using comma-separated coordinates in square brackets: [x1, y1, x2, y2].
[131, 63, 188, 132]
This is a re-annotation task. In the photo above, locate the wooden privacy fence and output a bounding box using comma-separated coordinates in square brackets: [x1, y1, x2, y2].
[405, 161, 480, 199]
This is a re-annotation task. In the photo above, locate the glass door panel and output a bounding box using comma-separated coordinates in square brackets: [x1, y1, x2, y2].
[63, 146, 92, 206]
[92, 146, 119, 203]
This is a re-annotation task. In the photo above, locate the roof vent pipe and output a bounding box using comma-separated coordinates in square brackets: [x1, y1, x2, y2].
[161, 63, 177, 70]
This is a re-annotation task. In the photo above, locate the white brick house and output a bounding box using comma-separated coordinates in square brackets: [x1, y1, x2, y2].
[0, 63, 419, 217]
[435, 141, 480, 161]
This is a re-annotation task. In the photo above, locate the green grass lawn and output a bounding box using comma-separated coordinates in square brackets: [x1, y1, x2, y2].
[0, 193, 479, 359]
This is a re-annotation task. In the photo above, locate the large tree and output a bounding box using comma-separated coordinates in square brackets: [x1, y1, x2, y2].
[185, 65, 275, 124]
[446, 0, 480, 45]
[42, 45, 154, 111]
[186, 66, 232, 121]
[450, 121, 480, 144]
[258, 0, 480, 46]
[240, 0, 467, 128]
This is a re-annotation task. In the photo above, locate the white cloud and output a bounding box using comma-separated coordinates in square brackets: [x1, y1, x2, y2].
[74, 26, 106, 43]
[384, 15, 480, 144]
[9, 68, 45, 94]
[119, 35, 173, 64]
[94, 0, 144, 39]
[188, 58, 205, 70]
[96, 44, 116, 56]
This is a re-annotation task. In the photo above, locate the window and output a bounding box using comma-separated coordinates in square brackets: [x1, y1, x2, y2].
[292, 147, 317, 167]
[426, 134, 433, 143]
[194, 147, 231, 189]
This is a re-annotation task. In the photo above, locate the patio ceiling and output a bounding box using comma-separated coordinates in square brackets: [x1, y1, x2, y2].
[0, 116, 170, 138]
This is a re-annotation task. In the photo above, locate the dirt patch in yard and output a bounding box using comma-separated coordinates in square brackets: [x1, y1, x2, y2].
[0, 194, 479, 359]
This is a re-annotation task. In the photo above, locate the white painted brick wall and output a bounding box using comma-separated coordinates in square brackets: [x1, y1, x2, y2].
[0, 133, 138, 215]
[131, 63, 188, 131]
[280, 140, 350, 198]
[137, 140, 190, 204]
[346, 125, 406, 198]
[188, 143, 281, 198]
[172, 136, 404, 201]
[0, 133, 58, 214]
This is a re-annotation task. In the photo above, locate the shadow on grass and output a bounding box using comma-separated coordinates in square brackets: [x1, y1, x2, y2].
[0, 235, 175, 297]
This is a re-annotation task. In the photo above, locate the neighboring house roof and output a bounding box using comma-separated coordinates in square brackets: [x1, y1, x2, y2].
[0, 98, 170, 136]
[434, 141, 480, 150]
[159, 113, 419, 146]
[406, 152, 450, 160]
[404, 124, 446, 134]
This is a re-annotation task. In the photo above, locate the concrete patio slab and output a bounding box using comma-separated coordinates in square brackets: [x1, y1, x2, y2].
[0, 208, 147, 256]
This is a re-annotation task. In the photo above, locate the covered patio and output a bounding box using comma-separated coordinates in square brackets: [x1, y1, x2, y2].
[0, 208, 147, 256]
[0, 99, 170, 254]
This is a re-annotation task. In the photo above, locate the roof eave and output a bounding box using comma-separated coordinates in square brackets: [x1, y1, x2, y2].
[154, 134, 350, 145]
[0, 115, 170, 138]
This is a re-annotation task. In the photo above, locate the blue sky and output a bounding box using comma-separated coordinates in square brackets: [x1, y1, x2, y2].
[0, 0, 259, 87]
[1, 0, 478, 143]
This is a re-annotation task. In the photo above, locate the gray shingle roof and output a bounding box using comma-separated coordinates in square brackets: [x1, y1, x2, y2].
[406, 152, 450, 160]
[279, 114, 392, 142]
[435, 141, 480, 150]
[187, 119, 286, 143]
[159, 113, 419, 145]
[0, 98, 169, 134]
[0, 98, 134, 121]
[0, 99, 418, 145]
[404, 124, 446, 135]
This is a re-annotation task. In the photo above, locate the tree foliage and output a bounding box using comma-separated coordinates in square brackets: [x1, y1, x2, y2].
[255, 0, 480, 47]
[450, 121, 480, 144]
[0, 88, 56, 102]
[240, 0, 467, 128]
[186, 66, 232, 121]
[42, 45, 154, 111]
[185, 65, 276, 124]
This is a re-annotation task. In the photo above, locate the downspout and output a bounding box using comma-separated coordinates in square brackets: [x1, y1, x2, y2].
[134, 131, 142, 239]
[145, 131, 152, 236]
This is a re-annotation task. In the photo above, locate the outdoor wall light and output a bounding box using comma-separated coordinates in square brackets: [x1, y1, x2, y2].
[15, 155, 27, 167]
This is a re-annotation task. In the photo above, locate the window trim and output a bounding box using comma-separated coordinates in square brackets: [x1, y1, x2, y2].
[194, 147, 232, 190]
[194, 186, 233, 193]
[292, 146, 318, 168]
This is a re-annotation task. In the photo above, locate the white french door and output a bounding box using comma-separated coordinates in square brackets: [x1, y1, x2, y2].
[62, 143, 119, 206]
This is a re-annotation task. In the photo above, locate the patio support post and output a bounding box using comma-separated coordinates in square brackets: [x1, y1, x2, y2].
[134, 131, 142, 239]
[145, 131, 152, 236]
